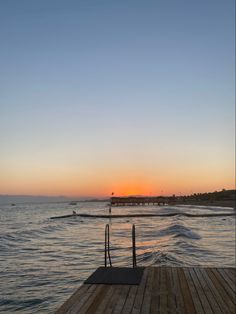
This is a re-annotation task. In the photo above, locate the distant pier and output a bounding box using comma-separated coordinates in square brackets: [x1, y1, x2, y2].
[111, 196, 172, 206]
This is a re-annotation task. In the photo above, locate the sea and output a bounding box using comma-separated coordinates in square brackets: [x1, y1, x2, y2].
[0, 201, 235, 313]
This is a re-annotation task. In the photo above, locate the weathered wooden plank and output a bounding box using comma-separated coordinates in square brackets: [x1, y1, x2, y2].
[177, 267, 196, 314]
[67, 284, 98, 314]
[104, 285, 124, 314]
[224, 268, 236, 282]
[171, 267, 186, 314]
[189, 268, 213, 314]
[219, 268, 236, 288]
[183, 268, 204, 314]
[112, 285, 130, 313]
[150, 266, 161, 314]
[216, 269, 236, 297]
[228, 268, 236, 277]
[215, 270, 235, 300]
[122, 285, 138, 313]
[131, 267, 149, 314]
[198, 268, 224, 314]
[141, 267, 155, 314]
[81, 284, 109, 314]
[194, 267, 222, 314]
[55, 284, 91, 314]
[159, 267, 168, 314]
[200, 268, 230, 314]
[166, 267, 177, 314]
[95, 285, 115, 314]
[209, 269, 235, 312]
[218, 269, 236, 299]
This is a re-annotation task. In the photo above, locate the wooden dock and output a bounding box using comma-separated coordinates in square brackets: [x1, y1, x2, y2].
[56, 266, 235, 313]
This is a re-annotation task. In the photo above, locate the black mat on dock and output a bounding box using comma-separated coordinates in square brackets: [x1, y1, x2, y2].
[84, 267, 144, 285]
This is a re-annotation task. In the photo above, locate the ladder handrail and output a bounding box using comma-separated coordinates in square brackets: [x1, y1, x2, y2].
[105, 224, 112, 267]
[104, 223, 137, 268]
[132, 224, 136, 267]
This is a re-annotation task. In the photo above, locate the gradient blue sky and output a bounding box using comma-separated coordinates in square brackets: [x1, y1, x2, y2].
[0, 0, 235, 196]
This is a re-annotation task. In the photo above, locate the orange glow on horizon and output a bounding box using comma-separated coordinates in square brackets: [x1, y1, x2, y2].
[0, 164, 234, 197]
[110, 180, 156, 197]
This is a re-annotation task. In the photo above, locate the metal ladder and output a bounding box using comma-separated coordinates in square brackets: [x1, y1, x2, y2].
[104, 224, 137, 268]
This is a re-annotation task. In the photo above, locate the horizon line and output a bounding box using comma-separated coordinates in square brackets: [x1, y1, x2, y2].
[0, 188, 235, 199]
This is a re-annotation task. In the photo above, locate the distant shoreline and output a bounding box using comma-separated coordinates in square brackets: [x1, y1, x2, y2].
[175, 200, 235, 209]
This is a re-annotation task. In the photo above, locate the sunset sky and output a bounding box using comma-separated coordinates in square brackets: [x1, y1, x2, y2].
[0, 0, 235, 197]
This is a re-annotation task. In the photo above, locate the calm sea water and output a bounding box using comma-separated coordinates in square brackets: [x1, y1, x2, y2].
[0, 201, 235, 313]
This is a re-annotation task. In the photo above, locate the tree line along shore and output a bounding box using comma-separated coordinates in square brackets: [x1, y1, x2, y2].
[111, 189, 236, 209]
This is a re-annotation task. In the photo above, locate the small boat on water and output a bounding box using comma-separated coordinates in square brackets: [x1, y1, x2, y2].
[69, 201, 77, 205]
[11, 203, 16, 206]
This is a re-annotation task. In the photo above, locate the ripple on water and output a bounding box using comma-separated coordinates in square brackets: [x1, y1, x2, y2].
[157, 223, 201, 240]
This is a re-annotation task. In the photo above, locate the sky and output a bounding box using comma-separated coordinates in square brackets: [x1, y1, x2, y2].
[0, 0, 235, 197]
